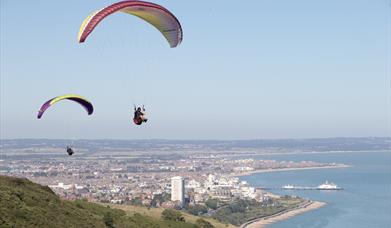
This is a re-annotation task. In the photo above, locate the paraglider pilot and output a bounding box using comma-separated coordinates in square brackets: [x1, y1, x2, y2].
[133, 105, 148, 125]
[66, 146, 74, 156]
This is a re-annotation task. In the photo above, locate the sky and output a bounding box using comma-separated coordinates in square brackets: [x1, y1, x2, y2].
[1, 0, 390, 140]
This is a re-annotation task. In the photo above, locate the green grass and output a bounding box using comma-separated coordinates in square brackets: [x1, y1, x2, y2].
[0, 175, 218, 228]
[109, 204, 236, 228]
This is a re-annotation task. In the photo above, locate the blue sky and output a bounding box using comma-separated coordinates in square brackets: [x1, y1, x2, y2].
[1, 0, 390, 139]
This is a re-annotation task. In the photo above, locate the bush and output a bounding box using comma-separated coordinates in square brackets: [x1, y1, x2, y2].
[196, 218, 215, 228]
[161, 209, 185, 222]
[103, 212, 114, 228]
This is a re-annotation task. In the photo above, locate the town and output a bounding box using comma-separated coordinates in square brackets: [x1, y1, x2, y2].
[0, 142, 347, 207]
[1, 138, 386, 226]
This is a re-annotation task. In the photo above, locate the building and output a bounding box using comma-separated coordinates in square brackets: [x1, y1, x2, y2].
[171, 176, 185, 206]
[210, 187, 232, 201]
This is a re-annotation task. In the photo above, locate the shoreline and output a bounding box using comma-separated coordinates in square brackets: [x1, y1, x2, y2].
[217, 149, 390, 158]
[232, 164, 351, 177]
[241, 201, 326, 228]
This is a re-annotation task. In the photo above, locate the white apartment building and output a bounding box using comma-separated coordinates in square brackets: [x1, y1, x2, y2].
[171, 176, 185, 206]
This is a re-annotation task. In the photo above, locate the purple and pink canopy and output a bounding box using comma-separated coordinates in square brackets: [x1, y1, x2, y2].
[78, 0, 183, 48]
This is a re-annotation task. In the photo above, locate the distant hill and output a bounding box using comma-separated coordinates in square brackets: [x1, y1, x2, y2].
[0, 175, 212, 228]
[1, 137, 390, 152]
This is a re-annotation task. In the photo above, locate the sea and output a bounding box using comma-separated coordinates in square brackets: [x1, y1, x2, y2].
[239, 151, 391, 228]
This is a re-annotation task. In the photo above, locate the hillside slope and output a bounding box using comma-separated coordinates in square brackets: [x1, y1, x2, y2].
[0, 175, 209, 228]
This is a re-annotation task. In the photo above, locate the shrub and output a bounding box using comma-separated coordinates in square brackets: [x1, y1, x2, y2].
[161, 209, 185, 222]
[103, 212, 114, 228]
[196, 218, 215, 228]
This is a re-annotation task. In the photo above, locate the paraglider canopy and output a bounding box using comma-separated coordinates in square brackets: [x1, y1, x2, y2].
[78, 0, 183, 48]
[37, 94, 94, 119]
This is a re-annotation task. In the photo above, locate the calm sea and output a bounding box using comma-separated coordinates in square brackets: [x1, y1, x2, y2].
[239, 151, 391, 228]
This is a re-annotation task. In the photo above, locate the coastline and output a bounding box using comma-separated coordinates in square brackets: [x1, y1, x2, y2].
[217, 149, 390, 158]
[241, 201, 326, 228]
[234, 165, 341, 227]
[232, 164, 351, 177]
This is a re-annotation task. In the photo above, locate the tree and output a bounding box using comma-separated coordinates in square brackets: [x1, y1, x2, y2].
[162, 192, 171, 202]
[205, 198, 218, 210]
[161, 209, 185, 222]
[186, 204, 208, 215]
[228, 199, 248, 213]
[151, 195, 161, 207]
[196, 218, 215, 228]
[130, 197, 142, 206]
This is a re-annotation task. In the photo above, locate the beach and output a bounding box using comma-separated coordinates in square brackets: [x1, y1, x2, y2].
[233, 164, 351, 177]
[241, 201, 326, 228]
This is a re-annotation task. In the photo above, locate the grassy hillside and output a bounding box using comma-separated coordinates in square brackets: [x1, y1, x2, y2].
[109, 204, 235, 228]
[0, 175, 215, 228]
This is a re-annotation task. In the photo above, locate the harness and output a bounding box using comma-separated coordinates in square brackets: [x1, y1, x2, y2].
[133, 109, 145, 125]
[133, 118, 143, 125]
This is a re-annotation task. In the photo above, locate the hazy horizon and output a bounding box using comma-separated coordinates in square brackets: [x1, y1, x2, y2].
[1, 136, 389, 141]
